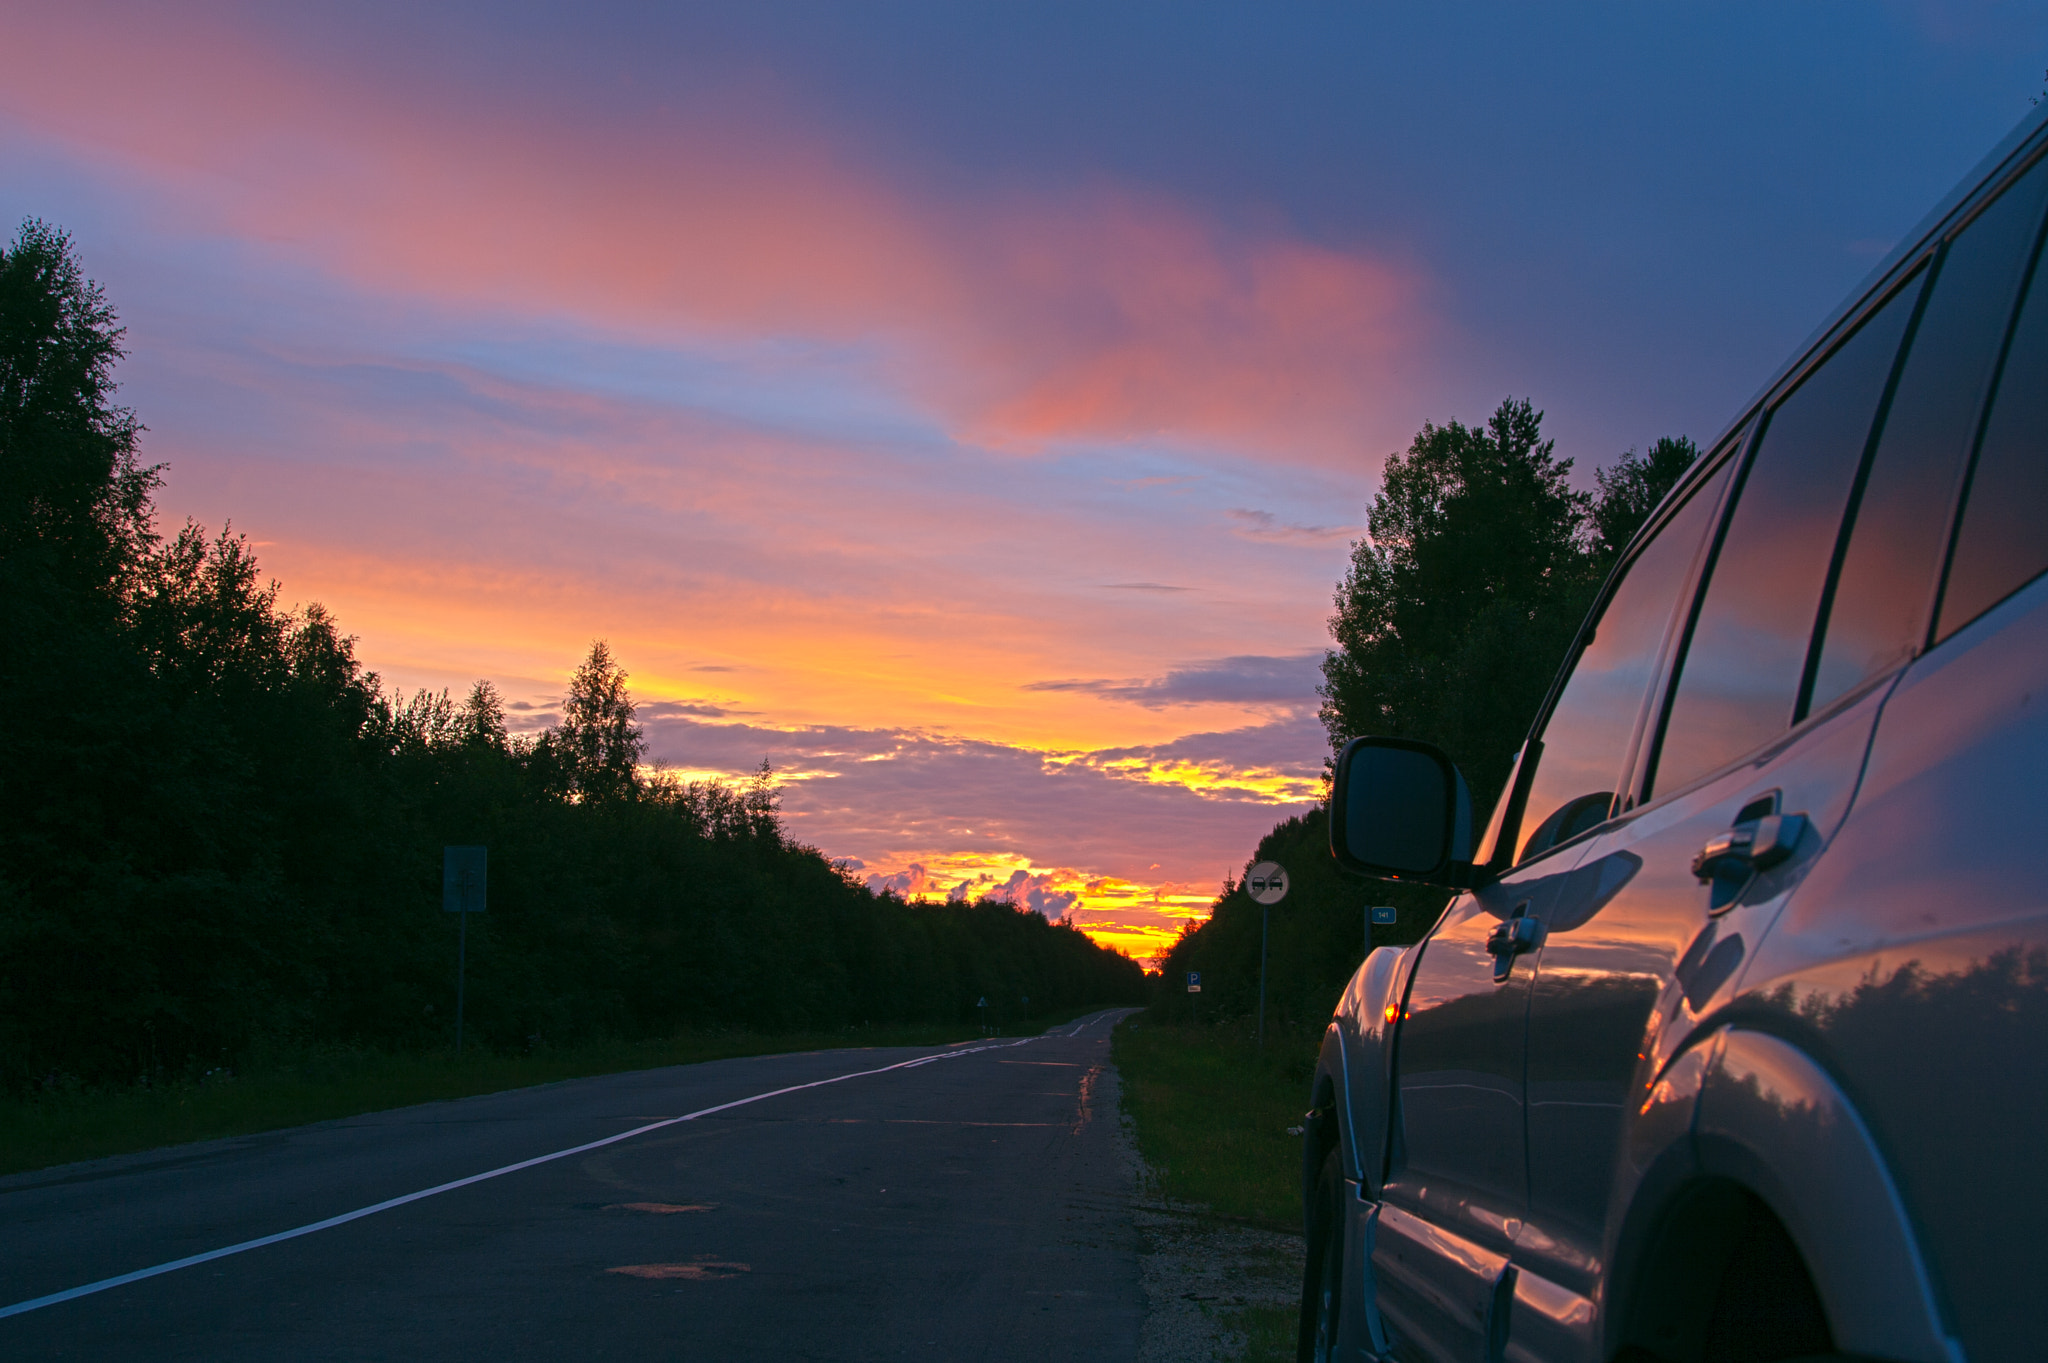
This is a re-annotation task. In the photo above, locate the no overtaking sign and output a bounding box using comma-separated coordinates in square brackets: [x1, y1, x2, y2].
[1245, 861, 1289, 905]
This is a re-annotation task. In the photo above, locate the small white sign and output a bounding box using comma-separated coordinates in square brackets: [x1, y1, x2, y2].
[1246, 861, 1289, 906]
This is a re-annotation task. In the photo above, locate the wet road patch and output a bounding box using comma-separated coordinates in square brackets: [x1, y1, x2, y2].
[607, 1258, 749, 1280]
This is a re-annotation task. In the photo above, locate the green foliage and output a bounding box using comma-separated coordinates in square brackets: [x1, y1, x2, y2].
[0, 222, 1144, 1095]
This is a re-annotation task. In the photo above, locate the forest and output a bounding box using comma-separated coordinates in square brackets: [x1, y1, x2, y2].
[0, 221, 1144, 1091]
[1154, 399, 1699, 1035]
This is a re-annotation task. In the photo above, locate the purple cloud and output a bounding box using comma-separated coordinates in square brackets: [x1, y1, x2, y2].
[1024, 652, 1325, 709]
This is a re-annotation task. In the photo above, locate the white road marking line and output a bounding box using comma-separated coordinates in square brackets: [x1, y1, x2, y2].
[0, 1036, 1040, 1321]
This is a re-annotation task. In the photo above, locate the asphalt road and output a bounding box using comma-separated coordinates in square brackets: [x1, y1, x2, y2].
[0, 1009, 1145, 1361]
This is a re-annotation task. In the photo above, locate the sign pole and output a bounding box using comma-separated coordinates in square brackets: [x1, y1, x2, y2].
[1243, 862, 1289, 1052]
[455, 908, 468, 1056]
[1257, 903, 1269, 1050]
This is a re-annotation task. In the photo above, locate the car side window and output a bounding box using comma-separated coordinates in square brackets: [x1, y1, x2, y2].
[1651, 276, 1918, 798]
[1812, 154, 2048, 709]
[1939, 173, 2048, 639]
[1516, 455, 1731, 862]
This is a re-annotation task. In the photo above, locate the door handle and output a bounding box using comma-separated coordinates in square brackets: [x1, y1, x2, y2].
[1485, 909, 1541, 983]
[1692, 812, 1809, 911]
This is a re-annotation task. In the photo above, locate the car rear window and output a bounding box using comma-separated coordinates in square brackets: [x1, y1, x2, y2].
[1652, 278, 1917, 797]
[1814, 154, 2048, 707]
[1940, 181, 2048, 638]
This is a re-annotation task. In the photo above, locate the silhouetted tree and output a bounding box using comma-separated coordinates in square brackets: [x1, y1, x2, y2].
[556, 639, 645, 802]
[1320, 402, 1703, 807]
[0, 218, 155, 600]
[1320, 398, 1591, 802]
[457, 680, 509, 751]
[1164, 405, 1708, 1043]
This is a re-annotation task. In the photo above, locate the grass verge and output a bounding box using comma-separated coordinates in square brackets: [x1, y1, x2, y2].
[0, 1010, 1101, 1179]
[1234, 1304, 1298, 1363]
[1114, 1015, 1314, 1362]
[1112, 1014, 1314, 1228]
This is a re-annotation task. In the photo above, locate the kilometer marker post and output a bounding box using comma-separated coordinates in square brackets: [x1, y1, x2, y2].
[1368, 904, 1397, 959]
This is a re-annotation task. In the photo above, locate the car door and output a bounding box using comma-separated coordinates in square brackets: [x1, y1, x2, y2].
[1503, 154, 2048, 1360]
[1370, 852, 1584, 1358]
[1369, 434, 1733, 1361]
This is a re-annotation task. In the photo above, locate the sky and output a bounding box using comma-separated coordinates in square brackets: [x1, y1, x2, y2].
[4, 2, 2045, 962]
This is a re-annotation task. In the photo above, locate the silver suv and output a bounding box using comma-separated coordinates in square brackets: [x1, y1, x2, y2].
[1301, 107, 2048, 1363]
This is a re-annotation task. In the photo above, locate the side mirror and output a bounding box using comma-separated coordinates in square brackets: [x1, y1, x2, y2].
[1330, 736, 1476, 886]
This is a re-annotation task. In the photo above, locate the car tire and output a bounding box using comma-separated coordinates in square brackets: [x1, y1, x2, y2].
[1298, 1144, 1345, 1363]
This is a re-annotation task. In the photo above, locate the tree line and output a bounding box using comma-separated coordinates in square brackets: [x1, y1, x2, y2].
[0, 221, 1143, 1090]
[1154, 398, 1697, 1032]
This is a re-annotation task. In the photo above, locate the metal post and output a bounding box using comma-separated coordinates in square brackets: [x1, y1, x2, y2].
[1257, 903, 1270, 1050]
[455, 908, 468, 1056]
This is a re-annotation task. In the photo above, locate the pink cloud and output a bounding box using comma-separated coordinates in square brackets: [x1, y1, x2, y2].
[940, 868, 1081, 921]
[1, 4, 1432, 465]
[864, 862, 943, 899]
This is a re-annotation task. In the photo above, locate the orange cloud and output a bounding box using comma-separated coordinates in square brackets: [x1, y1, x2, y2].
[137, 341, 1339, 753]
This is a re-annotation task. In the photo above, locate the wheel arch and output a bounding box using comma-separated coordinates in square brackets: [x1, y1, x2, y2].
[1609, 1026, 1959, 1363]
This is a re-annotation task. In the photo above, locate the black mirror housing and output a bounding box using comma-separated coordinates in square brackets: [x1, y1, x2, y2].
[1329, 736, 1477, 887]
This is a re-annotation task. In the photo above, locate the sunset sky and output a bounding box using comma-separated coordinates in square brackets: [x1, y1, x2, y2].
[4, 3, 2043, 961]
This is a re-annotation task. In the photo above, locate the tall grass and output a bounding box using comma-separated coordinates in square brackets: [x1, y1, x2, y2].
[1111, 1015, 1315, 1229]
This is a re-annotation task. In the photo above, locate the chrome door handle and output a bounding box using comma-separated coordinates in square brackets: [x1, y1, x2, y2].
[1692, 812, 1808, 881]
[1485, 911, 1541, 983]
[1692, 812, 1809, 912]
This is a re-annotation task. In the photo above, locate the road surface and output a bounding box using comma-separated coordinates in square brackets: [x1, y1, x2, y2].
[0, 1010, 1144, 1361]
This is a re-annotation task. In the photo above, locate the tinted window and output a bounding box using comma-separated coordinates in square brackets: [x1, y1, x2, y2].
[1517, 457, 1730, 861]
[1653, 281, 1918, 796]
[1814, 157, 2048, 707]
[1940, 193, 2048, 636]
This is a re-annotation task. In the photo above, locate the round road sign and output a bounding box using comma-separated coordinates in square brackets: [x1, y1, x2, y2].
[1245, 861, 1289, 905]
